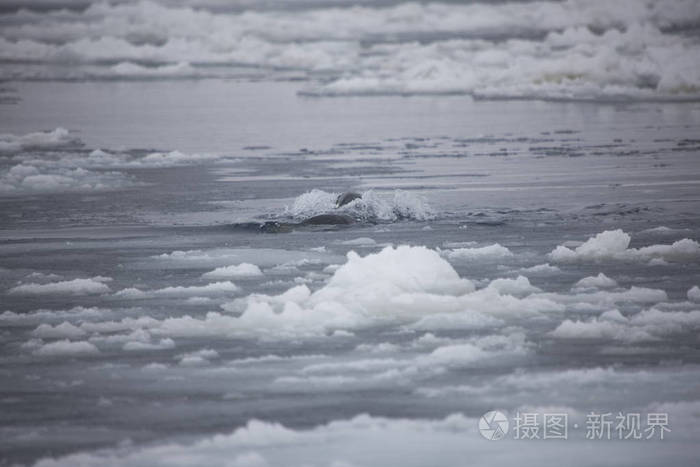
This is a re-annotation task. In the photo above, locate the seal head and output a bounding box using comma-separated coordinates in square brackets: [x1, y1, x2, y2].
[336, 192, 361, 208]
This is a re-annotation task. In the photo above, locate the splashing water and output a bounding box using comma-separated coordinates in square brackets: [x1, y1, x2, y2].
[284, 189, 435, 222]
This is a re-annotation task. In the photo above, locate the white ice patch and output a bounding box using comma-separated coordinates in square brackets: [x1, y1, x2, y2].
[32, 322, 86, 339]
[153, 247, 337, 269]
[541, 286, 668, 309]
[688, 286, 700, 302]
[0, 128, 238, 195]
[0, 128, 79, 155]
[8, 277, 111, 295]
[550, 308, 700, 342]
[105, 61, 199, 79]
[341, 237, 377, 246]
[520, 263, 561, 274]
[549, 229, 700, 263]
[640, 226, 692, 235]
[4, 1, 700, 101]
[487, 276, 539, 297]
[150, 245, 564, 340]
[573, 273, 618, 290]
[177, 349, 220, 366]
[123, 338, 175, 352]
[0, 162, 133, 195]
[285, 189, 434, 221]
[32, 339, 100, 357]
[446, 244, 513, 261]
[202, 264, 263, 279]
[0, 306, 109, 325]
[33, 404, 700, 466]
[114, 281, 239, 299]
[273, 336, 525, 390]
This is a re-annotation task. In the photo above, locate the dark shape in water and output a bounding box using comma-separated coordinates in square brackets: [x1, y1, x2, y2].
[336, 192, 361, 207]
[256, 214, 355, 233]
[301, 214, 355, 225]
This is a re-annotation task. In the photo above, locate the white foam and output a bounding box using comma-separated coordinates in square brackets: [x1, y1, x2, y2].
[285, 189, 434, 222]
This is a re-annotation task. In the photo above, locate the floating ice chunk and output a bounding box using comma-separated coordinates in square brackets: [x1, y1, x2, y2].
[138, 150, 224, 167]
[0, 163, 132, 195]
[115, 281, 239, 298]
[551, 307, 700, 342]
[549, 229, 700, 263]
[33, 339, 100, 357]
[317, 245, 474, 300]
[640, 226, 691, 235]
[32, 322, 86, 339]
[80, 317, 159, 334]
[688, 286, 700, 302]
[408, 312, 502, 331]
[634, 238, 700, 263]
[178, 349, 219, 366]
[341, 237, 377, 246]
[599, 309, 628, 323]
[549, 230, 630, 262]
[0, 306, 109, 325]
[123, 338, 175, 351]
[486, 276, 540, 297]
[8, 277, 111, 295]
[550, 319, 655, 342]
[446, 244, 513, 261]
[202, 264, 263, 279]
[108, 61, 198, 78]
[0, 128, 80, 154]
[25, 272, 62, 281]
[153, 248, 336, 269]
[520, 263, 560, 274]
[574, 273, 618, 290]
[543, 286, 667, 307]
[153, 246, 479, 339]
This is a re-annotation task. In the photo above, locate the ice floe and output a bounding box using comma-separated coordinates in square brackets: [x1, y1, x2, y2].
[8, 277, 112, 295]
[202, 263, 264, 279]
[549, 229, 700, 263]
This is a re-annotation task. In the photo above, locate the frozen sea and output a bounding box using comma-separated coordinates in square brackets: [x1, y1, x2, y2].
[2, 1, 700, 466]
